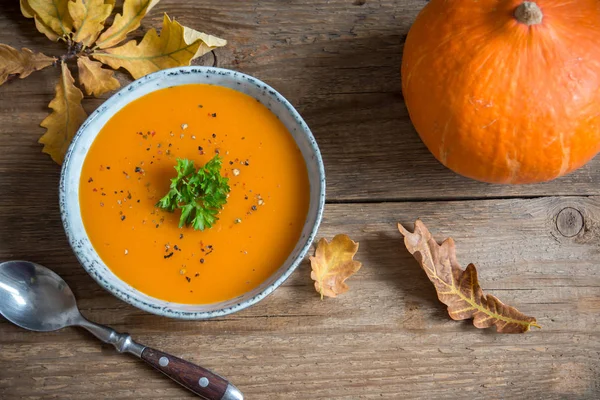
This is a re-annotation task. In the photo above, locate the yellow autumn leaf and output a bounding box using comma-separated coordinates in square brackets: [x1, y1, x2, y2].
[93, 14, 201, 80]
[77, 56, 120, 97]
[34, 15, 61, 41]
[95, 0, 159, 49]
[182, 26, 227, 60]
[0, 44, 55, 85]
[28, 0, 73, 37]
[39, 61, 87, 164]
[21, 0, 61, 41]
[20, 0, 35, 18]
[310, 234, 362, 299]
[69, 0, 114, 47]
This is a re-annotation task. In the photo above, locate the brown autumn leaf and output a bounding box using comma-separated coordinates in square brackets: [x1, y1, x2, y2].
[28, 0, 73, 37]
[95, 0, 158, 49]
[77, 56, 120, 96]
[310, 234, 362, 299]
[0, 44, 55, 85]
[93, 14, 202, 80]
[68, 0, 114, 47]
[398, 220, 540, 333]
[39, 61, 88, 164]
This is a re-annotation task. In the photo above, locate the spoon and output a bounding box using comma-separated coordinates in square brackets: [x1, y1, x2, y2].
[0, 260, 243, 400]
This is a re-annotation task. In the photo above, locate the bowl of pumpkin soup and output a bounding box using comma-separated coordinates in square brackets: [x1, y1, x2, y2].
[60, 67, 325, 319]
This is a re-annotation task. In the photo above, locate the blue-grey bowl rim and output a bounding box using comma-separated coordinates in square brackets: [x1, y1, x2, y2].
[59, 66, 326, 319]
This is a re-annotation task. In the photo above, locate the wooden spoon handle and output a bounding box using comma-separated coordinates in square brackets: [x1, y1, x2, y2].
[141, 347, 243, 400]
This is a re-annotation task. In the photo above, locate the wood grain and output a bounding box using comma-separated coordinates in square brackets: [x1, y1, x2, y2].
[1, 199, 600, 399]
[0, 1, 599, 202]
[0, 1, 599, 399]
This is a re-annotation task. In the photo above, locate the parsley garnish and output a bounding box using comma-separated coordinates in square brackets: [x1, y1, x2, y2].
[156, 156, 230, 230]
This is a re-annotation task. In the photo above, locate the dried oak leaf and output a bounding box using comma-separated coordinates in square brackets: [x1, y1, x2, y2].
[28, 0, 73, 37]
[310, 234, 362, 299]
[93, 14, 202, 80]
[0, 44, 55, 85]
[34, 16, 61, 41]
[95, 0, 160, 49]
[398, 220, 540, 333]
[39, 61, 87, 164]
[183, 26, 228, 60]
[77, 56, 120, 96]
[20, 0, 35, 18]
[68, 0, 114, 47]
[20, 0, 61, 41]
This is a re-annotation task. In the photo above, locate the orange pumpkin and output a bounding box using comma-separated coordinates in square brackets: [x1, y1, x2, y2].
[401, 1, 600, 184]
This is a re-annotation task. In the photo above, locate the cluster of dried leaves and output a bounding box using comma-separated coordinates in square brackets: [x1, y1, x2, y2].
[310, 222, 540, 334]
[1, 0, 226, 164]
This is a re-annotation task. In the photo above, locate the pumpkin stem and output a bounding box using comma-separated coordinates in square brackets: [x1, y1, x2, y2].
[514, 2, 543, 26]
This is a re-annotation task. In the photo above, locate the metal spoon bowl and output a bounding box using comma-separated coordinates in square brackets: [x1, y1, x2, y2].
[0, 260, 242, 400]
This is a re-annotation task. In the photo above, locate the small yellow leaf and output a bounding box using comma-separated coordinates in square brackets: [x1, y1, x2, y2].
[95, 0, 157, 49]
[34, 15, 61, 41]
[69, 0, 114, 47]
[0, 44, 55, 85]
[310, 234, 362, 299]
[77, 56, 120, 96]
[93, 14, 201, 80]
[20, 0, 36, 18]
[39, 61, 87, 165]
[182, 26, 227, 60]
[105, 0, 116, 5]
[28, 0, 73, 37]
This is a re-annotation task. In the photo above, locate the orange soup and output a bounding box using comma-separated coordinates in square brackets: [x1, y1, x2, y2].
[79, 84, 310, 304]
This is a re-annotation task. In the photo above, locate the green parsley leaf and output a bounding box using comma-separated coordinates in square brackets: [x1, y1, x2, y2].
[156, 156, 230, 230]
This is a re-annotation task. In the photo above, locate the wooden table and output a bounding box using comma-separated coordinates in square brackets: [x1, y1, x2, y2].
[1, 1, 599, 398]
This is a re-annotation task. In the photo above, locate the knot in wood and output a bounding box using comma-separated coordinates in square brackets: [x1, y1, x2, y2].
[556, 207, 584, 238]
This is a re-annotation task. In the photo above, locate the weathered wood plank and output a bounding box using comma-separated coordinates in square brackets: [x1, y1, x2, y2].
[1, 1, 599, 202]
[1, 198, 599, 399]
[1, 1, 599, 399]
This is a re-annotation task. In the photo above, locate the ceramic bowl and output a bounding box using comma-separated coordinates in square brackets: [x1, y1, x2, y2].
[60, 66, 325, 319]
